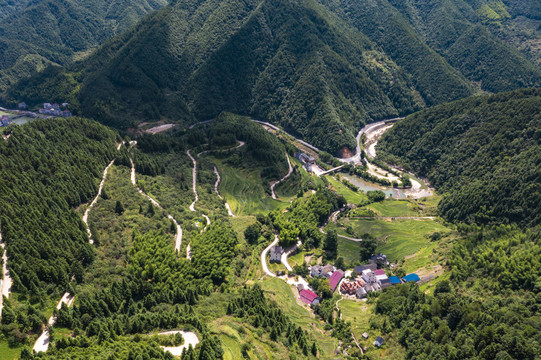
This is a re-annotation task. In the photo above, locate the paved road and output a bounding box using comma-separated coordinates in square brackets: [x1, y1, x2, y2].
[281, 241, 301, 272]
[270, 153, 293, 199]
[261, 235, 279, 277]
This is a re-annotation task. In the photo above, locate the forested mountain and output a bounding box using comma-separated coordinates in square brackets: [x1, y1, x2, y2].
[378, 88, 541, 227]
[4, 0, 540, 155]
[0, 118, 117, 294]
[0, 0, 168, 89]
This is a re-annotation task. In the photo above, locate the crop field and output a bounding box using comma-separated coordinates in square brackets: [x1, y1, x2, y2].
[214, 160, 289, 215]
[361, 199, 421, 217]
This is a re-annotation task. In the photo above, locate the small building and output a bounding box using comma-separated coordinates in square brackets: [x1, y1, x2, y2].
[354, 263, 377, 273]
[355, 287, 367, 299]
[389, 276, 402, 285]
[52, 103, 60, 110]
[299, 289, 320, 306]
[402, 273, 420, 283]
[303, 163, 312, 172]
[18, 102, 27, 110]
[311, 265, 323, 277]
[269, 246, 282, 263]
[362, 270, 377, 284]
[329, 270, 344, 292]
[374, 336, 384, 348]
[296, 283, 304, 292]
[322, 264, 334, 277]
[373, 269, 386, 276]
[62, 109, 72, 117]
[362, 332, 369, 339]
[370, 253, 388, 268]
[364, 284, 374, 292]
[379, 278, 392, 289]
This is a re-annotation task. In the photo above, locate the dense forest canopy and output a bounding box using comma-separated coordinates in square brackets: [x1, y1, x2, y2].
[379, 88, 541, 227]
[0, 118, 118, 295]
[3, 0, 540, 155]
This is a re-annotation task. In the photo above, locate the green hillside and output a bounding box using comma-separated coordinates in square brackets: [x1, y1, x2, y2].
[0, 0, 168, 89]
[378, 88, 541, 227]
[2, 0, 541, 156]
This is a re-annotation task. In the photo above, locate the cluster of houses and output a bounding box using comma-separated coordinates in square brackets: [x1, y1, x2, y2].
[0, 115, 12, 127]
[294, 152, 315, 172]
[297, 264, 345, 306]
[38, 103, 72, 117]
[338, 253, 420, 299]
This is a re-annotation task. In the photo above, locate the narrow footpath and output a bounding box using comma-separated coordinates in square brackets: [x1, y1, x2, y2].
[213, 167, 235, 217]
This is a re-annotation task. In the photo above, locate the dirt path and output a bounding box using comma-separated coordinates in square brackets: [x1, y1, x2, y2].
[130, 158, 183, 252]
[0, 228, 12, 317]
[83, 159, 115, 244]
[187, 150, 198, 212]
[158, 330, 200, 356]
[270, 153, 293, 199]
[33, 292, 75, 353]
[214, 166, 235, 216]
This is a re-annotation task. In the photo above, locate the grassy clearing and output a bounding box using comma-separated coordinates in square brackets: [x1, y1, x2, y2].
[336, 236, 362, 267]
[260, 278, 338, 358]
[0, 341, 20, 360]
[326, 175, 369, 205]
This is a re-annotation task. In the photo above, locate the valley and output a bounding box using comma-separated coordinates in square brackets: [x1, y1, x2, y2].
[0, 0, 539, 359]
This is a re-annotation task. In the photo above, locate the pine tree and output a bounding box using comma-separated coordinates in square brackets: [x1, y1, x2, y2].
[115, 200, 124, 215]
[311, 342, 318, 356]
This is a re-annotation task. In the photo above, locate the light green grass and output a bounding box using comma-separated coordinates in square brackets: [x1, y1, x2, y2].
[0, 341, 21, 360]
[363, 200, 420, 217]
[338, 300, 374, 340]
[215, 160, 289, 216]
[332, 218, 451, 263]
[260, 278, 338, 358]
[326, 175, 368, 205]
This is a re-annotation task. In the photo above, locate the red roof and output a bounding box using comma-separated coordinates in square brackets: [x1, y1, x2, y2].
[374, 269, 386, 276]
[299, 289, 319, 304]
[329, 270, 344, 291]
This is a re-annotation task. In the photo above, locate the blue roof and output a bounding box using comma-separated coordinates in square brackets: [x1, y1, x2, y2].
[402, 273, 420, 282]
[389, 276, 401, 284]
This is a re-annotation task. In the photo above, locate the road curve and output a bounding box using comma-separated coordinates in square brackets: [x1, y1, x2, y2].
[33, 292, 75, 353]
[83, 159, 115, 244]
[158, 330, 200, 356]
[270, 154, 293, 199]
[261, 235, 279, 277]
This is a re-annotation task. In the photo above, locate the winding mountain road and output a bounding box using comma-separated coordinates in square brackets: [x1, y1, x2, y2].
[261, 235, 279, 277]
[213, 167, 235, 217]
[130, 159, 183, 252]
[270, 153, 293, 199]
[83, 159, 115, 244]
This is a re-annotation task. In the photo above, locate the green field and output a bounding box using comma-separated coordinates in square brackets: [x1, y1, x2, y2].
[331, 218, 451, 264]
[326, 175, 369, 204]
[0, 340, 21, 360]
[362, 199, 421, 217]
[260, 278, 338, 358]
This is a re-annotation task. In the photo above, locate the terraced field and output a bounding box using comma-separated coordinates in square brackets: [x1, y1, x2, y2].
[214, 160, 289, 215]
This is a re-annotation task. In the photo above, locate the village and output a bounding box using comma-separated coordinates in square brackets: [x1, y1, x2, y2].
[0, 101, 72, 127]
[269, 244, 420, 350]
